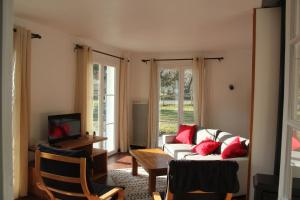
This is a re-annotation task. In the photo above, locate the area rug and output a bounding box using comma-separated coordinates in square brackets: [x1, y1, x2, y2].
[109, 167, 167, 200]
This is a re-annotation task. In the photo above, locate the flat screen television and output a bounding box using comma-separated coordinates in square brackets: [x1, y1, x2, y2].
[48, 113, 81, 144]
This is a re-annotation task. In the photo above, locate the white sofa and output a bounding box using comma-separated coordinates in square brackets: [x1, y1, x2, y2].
[162, 129, 249, 197]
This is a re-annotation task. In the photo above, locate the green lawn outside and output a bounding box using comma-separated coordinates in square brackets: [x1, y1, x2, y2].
[159, 103, 194, 135]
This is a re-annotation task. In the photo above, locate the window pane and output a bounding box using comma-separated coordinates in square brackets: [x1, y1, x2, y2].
[159, 69, 179, 135]
[103, 66, 116, 153]
[184, 69, 194, 124]
[93, 64, 100, 134]
[291, 0, 300, 38]
[104, 123, 115, 152]
[104, 95, 115, 124]
[104, 66, 115, 95]
[292, 43, 300, 121]
[92, 64, 117, 153]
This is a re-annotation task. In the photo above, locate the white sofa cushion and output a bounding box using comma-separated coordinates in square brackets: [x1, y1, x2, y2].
[175, 151, 198, 160]
[194, 129, 220, 144]
[216, 132, 249, 153]
[163, 143, 194, 159]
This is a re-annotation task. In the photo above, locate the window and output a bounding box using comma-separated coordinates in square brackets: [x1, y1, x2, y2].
[93, 64, 117, 154]
[183, 69, 194, 124]
[278, 0, 300, 199]
[159, 68, 179, 135]
[159, 66, 194, 136]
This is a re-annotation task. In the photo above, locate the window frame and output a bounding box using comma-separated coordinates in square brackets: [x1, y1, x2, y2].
[278, 0, 300, 199]
[157, 62, 194, 135]
[92, 54, 119, 156]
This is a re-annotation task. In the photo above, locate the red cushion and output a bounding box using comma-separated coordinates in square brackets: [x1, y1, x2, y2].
[192, 138, 221, 156]
[221, 137, 247, 159]
[292, 136, 300, 150]
[174, 124, 197, 144]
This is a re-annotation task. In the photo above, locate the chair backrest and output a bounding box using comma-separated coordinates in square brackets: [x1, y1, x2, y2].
[165, 160, 240, 200]
[35, 149, 93, 200]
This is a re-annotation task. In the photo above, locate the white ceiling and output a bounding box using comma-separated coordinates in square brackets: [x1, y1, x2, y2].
[14, 0, 262, 53]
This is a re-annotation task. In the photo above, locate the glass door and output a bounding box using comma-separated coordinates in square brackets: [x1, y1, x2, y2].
[158, 66, 195, 146]
[103, 66, 117, 153]
[183, 69, 194, 124]
[278, 0, 300, 199]
[92, 64, 117, 155]
[159, 68, 180, 135]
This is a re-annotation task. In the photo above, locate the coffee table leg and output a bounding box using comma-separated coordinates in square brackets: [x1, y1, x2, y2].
[132, 156, 138, 176]
[148, 172, 156, 194]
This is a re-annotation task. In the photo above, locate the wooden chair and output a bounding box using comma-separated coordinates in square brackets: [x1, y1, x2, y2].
[153, 160, 239, 200]
[35, 149, 124, 200]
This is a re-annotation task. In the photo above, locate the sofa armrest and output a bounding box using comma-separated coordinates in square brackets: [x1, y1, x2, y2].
[162, 134, 176, 144]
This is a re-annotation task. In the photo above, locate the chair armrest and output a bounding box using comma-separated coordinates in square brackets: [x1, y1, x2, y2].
[153, 192, 162, 200]
[99, 187, 125, 200]
[163, 134, 176, 144]
[36, 182, 55, 199]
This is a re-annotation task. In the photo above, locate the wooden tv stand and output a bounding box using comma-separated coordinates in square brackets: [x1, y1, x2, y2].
[28, 135, 108, 199]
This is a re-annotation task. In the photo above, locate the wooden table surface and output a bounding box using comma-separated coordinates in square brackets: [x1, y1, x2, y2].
[129, 148, 173, 170]
[129, 148, 173, 194]
[28, 135, 107, 152]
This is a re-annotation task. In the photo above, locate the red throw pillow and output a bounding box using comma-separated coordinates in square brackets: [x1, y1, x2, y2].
[192, 138, 221, 156]
[292, 136, 300, 150]
[174, 124, 197, 144]
[221, 137, 247, 159]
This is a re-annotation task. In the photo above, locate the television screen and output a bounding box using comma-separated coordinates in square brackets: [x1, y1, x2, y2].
[48, 113, 81, 143]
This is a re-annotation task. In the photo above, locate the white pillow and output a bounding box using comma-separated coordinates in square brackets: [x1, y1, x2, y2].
[195, 129, 219, 144]
[216, 132, 249, 153]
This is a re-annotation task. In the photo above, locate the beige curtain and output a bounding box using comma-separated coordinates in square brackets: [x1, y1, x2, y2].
[147, 59, 159, 148]
[12, 26, 31, 198]
[192, 57, 206, 127]
[118, 59, 129, 152]
[74, 46, 93, 134]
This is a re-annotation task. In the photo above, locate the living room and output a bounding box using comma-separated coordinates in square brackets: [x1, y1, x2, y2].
[0, 0, 299, 200]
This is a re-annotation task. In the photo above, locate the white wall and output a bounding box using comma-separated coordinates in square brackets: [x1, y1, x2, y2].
[205, 50, 252, 137]
[14, 17, 124, 145]
[128, 50, 252, 143]
[249, 8, 281, 200]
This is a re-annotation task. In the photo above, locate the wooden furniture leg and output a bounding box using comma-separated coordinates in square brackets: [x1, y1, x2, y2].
[148, 172, 156, 194]
[132, 156, 138, 176]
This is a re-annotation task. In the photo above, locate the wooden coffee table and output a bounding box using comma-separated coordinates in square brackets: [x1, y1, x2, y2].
[129, 148, 173, 194]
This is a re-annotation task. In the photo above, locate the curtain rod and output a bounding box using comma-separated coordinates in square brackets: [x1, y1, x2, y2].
[141, 57, 224, 63]
[75, 44, 128, 61]
[13, 28, 42, 39]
